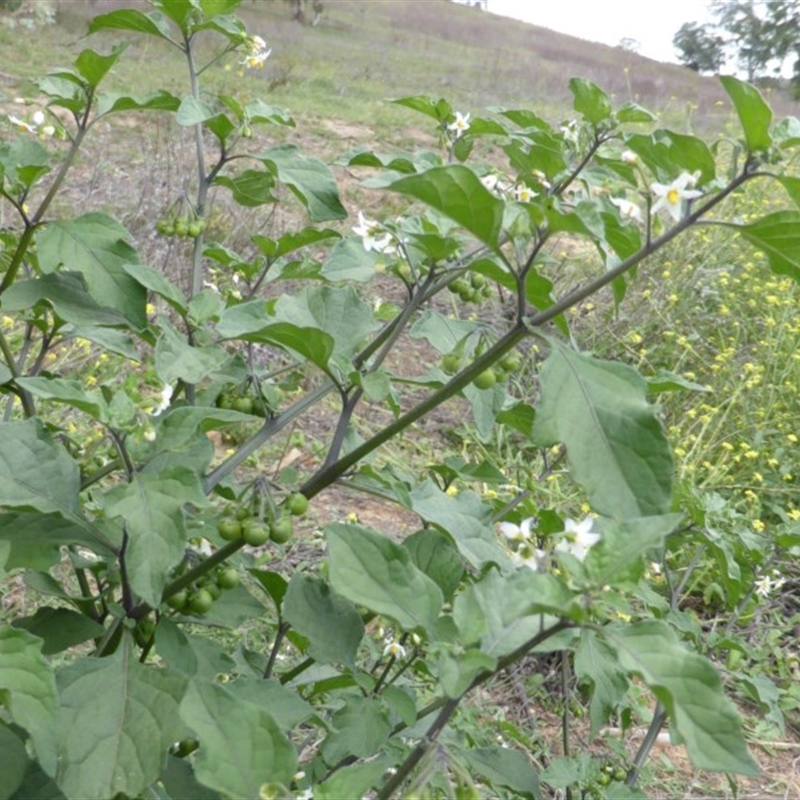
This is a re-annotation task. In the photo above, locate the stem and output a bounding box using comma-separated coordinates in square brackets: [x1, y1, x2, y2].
[160, 539, 244, 603]
[525, 166, 754, 330]
[264, 621, 289, 679]
[300, 325, 528, 499]
[625, 702, 667, 787]
[376, 698, 460, 800]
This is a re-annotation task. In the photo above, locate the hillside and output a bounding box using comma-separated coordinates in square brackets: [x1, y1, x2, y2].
[4, 0, 796, 134]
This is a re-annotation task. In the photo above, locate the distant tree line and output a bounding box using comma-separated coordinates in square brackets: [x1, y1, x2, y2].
[673, 0, 800, 83]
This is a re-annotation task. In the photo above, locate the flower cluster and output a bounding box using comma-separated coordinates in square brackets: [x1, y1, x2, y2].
[352, 211, 396, 255]
[240, 34, 271, 69]
[754, 570, 787, 599]
[499, 517, 546, 571]
[499, 516, 600, 570]
[8, 108, 55, 139]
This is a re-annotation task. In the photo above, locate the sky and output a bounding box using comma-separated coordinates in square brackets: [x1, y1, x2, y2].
[487, 0, 714, 65]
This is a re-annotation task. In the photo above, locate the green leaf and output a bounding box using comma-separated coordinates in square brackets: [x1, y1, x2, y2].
[733, 211, 800, 283]
[272, 285, 379, 361]
[532, 340, 673, 519]
[123, 263, 187, 314]
[104, 468, 205, 607]
[321, 237, 378, 282]
[154, 320, 229, 385]
[569, 78, 612, 125]
[321, 694, 392, 765]
[0, 419, 80, 515]
[624, 130, 715, 186]
[720, 76, 772, 153]
[155, 619, 236, 679]
[216, 300, 336, 368]
[260, 144, 347, 221]
[390, 165, 504, 249]
[607, 621, 759, 775]
[96, 89, 181, 118]
[616, 102, 656, 123]
[588, 514, 683, 586]
[453, 569, 577, 658]
[315, 758, 394, 800]
[224, 677, 314, 731]
[158, 756, 220, 800]
[0, 626, 59, 776]
[35, 213, 146, 329]
[253, 226, 340, 260]
[283, 574, 364, 666]
[8, 760, 65, 800]
[326, 522, 443, 632]
[645, 368, 711, 395]
[409, 480, 509, 570]
[0, 511, 116, 570]
[0, 723, 28, 800]
[15, 377, 106, 421]
[438, 648, 496, 698]
[574, 630, 629, 738]
[392, 94, 451, 121]
[88, 8, 176, 40]
[12, 608, 104, 655]
[466, 747, 540, 798]
[179, 679, 296, 796]
[1, 272, 130, 328]
[75, 46, 124, 90]
[175, 95, 216, 126]
[403, 528, 464, 602]
[55, 640, 187, 800]
[214, 169, 276, 207]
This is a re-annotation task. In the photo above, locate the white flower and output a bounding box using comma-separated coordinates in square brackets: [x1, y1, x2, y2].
[8, 114, 36, 134]
[499, 517, 535, 543]
[240, 34, 271, 69]
[555, 517, 601, 562]
[447, 111, 471, 138]
[31, 110, 45, 126]
[481, 173, 500, 192]
[511, 543, 547, 572]
[611, 196, 642, 222]
[621, 149, 639, 165]
[514, 184, 538, 203]
[561, 120, 579, 144]
[754, 576, 773, 598]
[383, 640, 406, 659]
[153, 384, 173, 416]
[352, 211, 394, 254]
[650, 173, 703, 222]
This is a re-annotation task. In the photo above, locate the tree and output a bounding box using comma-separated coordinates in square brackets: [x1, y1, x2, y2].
[674, 2, 800, 79]
[673, 21, 726, 73]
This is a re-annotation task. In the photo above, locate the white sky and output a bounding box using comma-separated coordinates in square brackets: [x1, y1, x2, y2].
[488, 0, 714, 65]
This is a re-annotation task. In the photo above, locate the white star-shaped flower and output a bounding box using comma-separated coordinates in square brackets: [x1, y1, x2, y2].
[555, 517, 601, 561]
[447, 111, 471, 138]
[651, 173, 703, 222]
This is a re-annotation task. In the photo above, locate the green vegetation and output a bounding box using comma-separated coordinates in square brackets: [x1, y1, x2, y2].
[1, 1, 800, 799]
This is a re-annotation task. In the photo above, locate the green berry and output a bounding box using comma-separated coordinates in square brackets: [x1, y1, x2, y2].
[217, 517, 242, 541]
[286, 493, 308, 516]
[166, 589, 189, 610]
[189, 588, 214, 614]
[270, 516, 294, 544]
[242, 519, 270, 547]
[472, 369, 497, 390]
[442, 353, 461, 375]
[217, 568, 240, 590]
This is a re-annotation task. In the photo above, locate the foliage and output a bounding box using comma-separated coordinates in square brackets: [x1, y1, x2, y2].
[1, 1, 799, 798]
[675, 1, 800, 80]
[672, 21, 726, 74]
